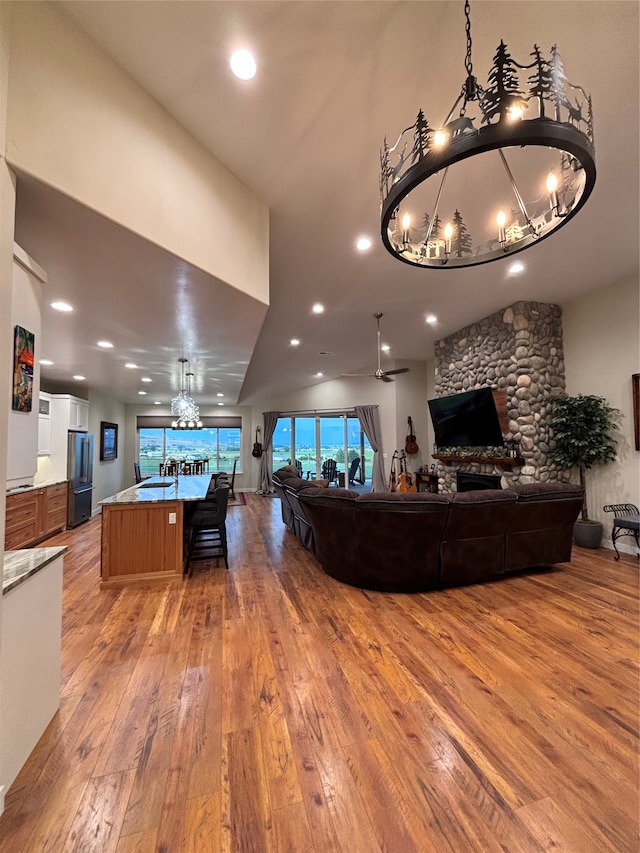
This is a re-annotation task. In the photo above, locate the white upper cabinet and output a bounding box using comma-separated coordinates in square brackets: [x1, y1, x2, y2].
[38, 392, 52, 456]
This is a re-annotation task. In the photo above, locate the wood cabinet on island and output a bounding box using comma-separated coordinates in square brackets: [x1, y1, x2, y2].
[99, 474, 213, 588]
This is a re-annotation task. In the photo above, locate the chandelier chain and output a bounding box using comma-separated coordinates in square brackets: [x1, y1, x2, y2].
[464, 0, 473, 79]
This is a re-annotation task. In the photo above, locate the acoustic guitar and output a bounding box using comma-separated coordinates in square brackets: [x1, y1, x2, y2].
[405, 416, 419, 455]
[388, 450, 398, 492]
[252, 426, 263, 458]
[397, 450, 417, 493]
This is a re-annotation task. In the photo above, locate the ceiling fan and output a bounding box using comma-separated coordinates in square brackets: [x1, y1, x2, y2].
[341, 312, 410, 382]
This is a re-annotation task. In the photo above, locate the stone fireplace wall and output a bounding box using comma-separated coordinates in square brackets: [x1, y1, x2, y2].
[434, 301, 569, 491]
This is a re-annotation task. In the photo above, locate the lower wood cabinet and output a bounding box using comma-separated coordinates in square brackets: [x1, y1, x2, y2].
[5, 483, 68, 550]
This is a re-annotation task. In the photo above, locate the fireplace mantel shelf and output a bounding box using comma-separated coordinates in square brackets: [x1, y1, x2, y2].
[433, 454, 524, 469]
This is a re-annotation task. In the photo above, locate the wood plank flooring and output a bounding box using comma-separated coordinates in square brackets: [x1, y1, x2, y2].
[0, 493, 638, 852]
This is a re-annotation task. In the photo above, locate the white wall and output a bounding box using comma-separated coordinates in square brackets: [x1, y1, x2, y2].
[393, 360, 430, 470]
[6, 247, 45, 486]
[0, 2, 15, 814]
[88, 389, 126, 510]
[6, 2, 269, 306]
[562, 275, 640, 553]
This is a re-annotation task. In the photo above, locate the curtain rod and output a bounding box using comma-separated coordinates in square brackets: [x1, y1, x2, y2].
[278, 408, 365, 416]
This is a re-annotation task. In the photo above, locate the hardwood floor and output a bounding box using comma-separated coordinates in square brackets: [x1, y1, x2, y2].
[0, 494, 638, 852]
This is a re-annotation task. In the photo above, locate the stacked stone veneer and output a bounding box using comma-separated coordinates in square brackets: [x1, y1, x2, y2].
[434, 301, 570, 491]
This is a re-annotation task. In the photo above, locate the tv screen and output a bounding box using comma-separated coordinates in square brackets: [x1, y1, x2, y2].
[428, 388, 504, 448]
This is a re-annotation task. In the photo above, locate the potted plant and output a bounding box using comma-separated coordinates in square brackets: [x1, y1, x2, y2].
[549, 393, 620, 548]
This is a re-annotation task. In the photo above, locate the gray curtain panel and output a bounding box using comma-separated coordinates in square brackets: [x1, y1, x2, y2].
[354, 404, 386, 492]
[256, 410, 279, 494]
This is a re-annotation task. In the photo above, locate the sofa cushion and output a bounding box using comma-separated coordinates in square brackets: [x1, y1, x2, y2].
[355, 491, 450, 505]
[511, 482, 584, 502]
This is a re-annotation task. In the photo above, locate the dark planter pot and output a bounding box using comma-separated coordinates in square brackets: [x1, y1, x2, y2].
[573, 520, 603, 549]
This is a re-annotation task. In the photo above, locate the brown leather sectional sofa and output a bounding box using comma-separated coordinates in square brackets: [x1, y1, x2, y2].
[273, 466, 584, 592]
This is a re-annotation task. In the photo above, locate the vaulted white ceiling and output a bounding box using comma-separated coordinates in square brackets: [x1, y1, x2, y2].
[14, 1, 639, 406]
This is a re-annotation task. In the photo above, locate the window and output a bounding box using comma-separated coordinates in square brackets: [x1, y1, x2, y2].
[137, 417, 241, 476]
[274, 412, 371, 486]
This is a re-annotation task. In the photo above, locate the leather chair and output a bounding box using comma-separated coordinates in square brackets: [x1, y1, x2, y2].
[439, 489, 517, 587]
[505, 483, 584, 571]
[297, 486, 360, 582]
[283, 485, 317, 552]
[353, 491, 450, 591]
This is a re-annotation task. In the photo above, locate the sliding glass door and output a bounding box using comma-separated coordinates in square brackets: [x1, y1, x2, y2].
[274, 412, 371, 488]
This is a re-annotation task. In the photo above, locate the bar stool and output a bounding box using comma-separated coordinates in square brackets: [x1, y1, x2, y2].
[186, 485, 230, 573]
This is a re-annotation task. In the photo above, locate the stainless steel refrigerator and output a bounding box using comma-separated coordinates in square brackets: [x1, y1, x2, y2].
[67, 432, 94, 527]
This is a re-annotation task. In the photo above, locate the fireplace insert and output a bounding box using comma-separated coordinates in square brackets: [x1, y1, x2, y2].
[456, 472, 502, 492]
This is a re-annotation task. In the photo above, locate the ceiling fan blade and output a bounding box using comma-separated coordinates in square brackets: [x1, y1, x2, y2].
[341, 373, 375, 378]
[380, 374, 394, 382]
[382, 367, 410, 376]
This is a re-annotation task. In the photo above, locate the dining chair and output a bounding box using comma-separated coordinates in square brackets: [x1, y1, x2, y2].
[134, 462, 148, 483]
[227, 459, 237, 501]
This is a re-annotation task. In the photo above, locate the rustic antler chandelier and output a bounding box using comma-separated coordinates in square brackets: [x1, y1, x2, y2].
[379, 0, 596, 268]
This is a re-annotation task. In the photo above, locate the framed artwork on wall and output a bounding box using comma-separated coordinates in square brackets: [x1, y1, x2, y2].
[633, 374, 639, 452]
[100, 421, 118, 461]
[12, 325, 35, 412]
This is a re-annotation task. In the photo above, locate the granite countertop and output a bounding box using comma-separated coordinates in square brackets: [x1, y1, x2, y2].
[6, 479, 68, 496]
[100, 474, 212, 506]
[3, 546, 67, 595]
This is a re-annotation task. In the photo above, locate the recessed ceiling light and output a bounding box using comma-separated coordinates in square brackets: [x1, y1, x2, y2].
[125, 363, 138, 369]
[290, 338, 301, 347]
[315, 372, 324, 378]
[356, 236, 372, 251]
[426, 314, 438, 325]
[141, 377, 152, 383]
[216, 393, 224, 397]
[97, 340, 113, 348]
[230, 49, 256, 80]
[39, 359, 54, 366]
[154, 401, 162, 405]
[381, 344, 390, 353]
[73, 375, 85, 381]
[312, 303, 325, 314]
[218, 402, 224, 406]
[138, 390, 147, 396]
[51, 301, 73, 312]
[509, 261, 525, 275]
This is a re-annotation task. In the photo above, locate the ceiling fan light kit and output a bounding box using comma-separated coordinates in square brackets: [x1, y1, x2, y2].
[379, 0, 595, 269]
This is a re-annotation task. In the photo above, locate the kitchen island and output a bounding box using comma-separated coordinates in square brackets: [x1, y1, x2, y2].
[99, 474, 212, 587]
[2, 547, 66, 797]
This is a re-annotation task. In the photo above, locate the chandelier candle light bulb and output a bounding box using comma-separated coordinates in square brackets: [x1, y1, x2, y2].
[496, 210, 507, 245]
[401, 213, 411, 244]
[444, 222, 453, 256]
[546, 171, 559, 213]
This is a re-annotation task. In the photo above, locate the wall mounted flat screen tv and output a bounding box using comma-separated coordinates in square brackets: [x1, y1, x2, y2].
[428, 387, 504, 448]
